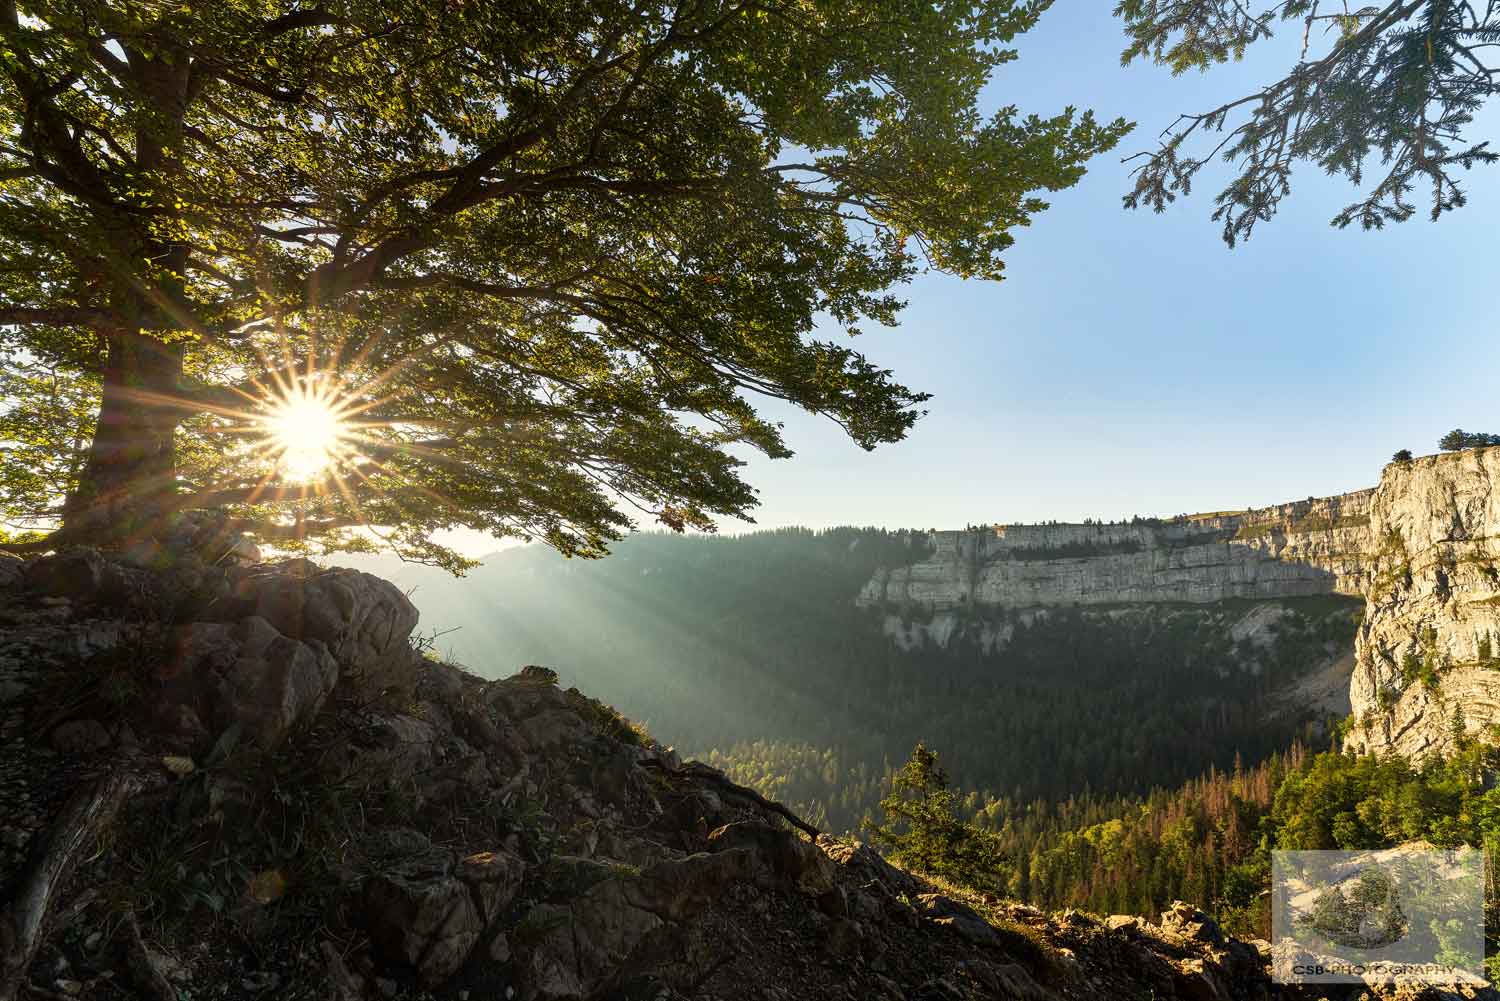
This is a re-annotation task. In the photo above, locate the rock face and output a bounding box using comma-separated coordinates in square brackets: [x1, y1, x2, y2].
[858, 490, 1376, 613]
[859, 447, 1500, 762]
[1345, 450, 1500, 758]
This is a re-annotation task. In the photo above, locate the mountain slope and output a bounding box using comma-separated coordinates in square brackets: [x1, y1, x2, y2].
[0, 544, 1376, 1001]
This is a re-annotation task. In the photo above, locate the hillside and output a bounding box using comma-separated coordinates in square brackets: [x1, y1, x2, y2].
[346, 529, 1358, 831]
[0, 541, 1404, 1001]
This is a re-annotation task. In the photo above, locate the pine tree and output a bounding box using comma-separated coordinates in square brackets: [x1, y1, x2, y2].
[867, 743, 1010, 894]
[1441, 430, 1470, 452]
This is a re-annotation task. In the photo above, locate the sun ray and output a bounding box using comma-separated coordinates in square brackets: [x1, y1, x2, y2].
[257, 381, 352, 482]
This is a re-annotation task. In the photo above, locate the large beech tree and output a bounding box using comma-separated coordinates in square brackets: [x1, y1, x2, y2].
[0, 0, 1126, 569]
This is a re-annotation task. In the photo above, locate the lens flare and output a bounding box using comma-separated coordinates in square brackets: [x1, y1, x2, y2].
[263, 388, 349, 481]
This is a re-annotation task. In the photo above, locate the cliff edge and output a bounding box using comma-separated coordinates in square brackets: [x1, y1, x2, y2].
[1346, 449, 1500, 758]
[857, 448, 1500, 762]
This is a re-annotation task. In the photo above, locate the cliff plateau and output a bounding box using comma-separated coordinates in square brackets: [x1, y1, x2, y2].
[859, 448, 1500, 762]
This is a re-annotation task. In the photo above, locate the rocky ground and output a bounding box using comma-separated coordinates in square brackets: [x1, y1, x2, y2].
[0, 534, 1493, 1001]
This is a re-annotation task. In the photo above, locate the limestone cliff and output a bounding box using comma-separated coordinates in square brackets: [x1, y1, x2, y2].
[858, 491, 1375, 612]
[860, 447, 1500, 762]
[1345, 449, 1500, 759]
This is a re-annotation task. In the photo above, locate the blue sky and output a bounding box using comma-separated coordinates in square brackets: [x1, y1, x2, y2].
[705, 4, 1500, 535]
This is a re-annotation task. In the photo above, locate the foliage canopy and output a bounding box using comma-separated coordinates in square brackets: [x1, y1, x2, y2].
[1116, 1, 1500, 245]
[1439, 429, 1500, 451]
[0, 0, 1126, 568]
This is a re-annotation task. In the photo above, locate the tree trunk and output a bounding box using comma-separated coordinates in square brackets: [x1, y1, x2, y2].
[61, 330, 185, 543]
[59, 51, 195, 547]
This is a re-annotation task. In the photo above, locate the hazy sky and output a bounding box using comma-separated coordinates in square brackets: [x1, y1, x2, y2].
[706, 6, 1500, 535]
[459, 7, 1500, 554]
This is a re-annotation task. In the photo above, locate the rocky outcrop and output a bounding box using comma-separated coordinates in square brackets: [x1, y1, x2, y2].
[859, 490, 1376, 613]
[6, 549, 1463, 1001]
[1345, 449, 1500, 758]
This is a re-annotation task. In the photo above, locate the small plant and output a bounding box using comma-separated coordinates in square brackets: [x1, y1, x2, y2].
[581, 696, 650, 746]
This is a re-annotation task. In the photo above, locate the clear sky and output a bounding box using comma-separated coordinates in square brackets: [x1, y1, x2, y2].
[703, 4, 1500, 536]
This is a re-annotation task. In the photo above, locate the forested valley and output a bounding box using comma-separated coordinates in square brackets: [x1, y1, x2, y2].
[359, 527, 1357, 833]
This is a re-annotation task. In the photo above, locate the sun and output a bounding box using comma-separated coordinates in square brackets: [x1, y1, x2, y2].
[264, 389, 350, 482]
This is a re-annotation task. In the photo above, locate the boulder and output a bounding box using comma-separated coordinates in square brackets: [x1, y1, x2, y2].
[516, 851, 756, 1000]
[24, 549, 135, 605]
[823, 917, 863, 958]
[707, 821, 834, 896]
[1160, 900, 1223, 946]
[159, 616, 338, 748]
[224, 536, 262, 566]
[1170, 957, 1232, 1001]
[364, 856, 483, 987]
[912, 894, 1004, 950]
[457, 849, 526, 923]
[220, 561, 421, 698]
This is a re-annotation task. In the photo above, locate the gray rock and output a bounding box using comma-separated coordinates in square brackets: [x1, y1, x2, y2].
[912, 894, 1003, 949]
[1171, 957, 1232, 1001]
[24, 549, 135, 605]
[225, 536, 261, 566]
[457, 849, 526, 923]
[708, 821, 834, 896]
[224, 561, 421, 698]
[515, 851, 756, 1000]
[364, 859, 483, 987]
[1160, 900, 1223, 946]
[160, 616, 338, 748]
[823, 917, 863, 958]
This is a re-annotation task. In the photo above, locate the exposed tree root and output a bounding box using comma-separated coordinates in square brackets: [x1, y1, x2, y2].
[124, 913, 176, 1001]
[639, 758, 822, 838]
[0, 771, 141, 1001]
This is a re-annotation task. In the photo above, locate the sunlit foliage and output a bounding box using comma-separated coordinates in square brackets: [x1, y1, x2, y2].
[0, 0, 1128, 567]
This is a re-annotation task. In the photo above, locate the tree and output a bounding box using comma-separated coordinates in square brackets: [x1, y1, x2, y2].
[1115, 2, 1500, 245]
[0, 1, 1130, 568]
[1438, 429, 1499, 452]
[866, 742, 1009, 893]
[1391, 449, 1414, 465]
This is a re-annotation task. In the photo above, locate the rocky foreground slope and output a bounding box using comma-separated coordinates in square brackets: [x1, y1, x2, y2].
[0, 535, 1482, 1001]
